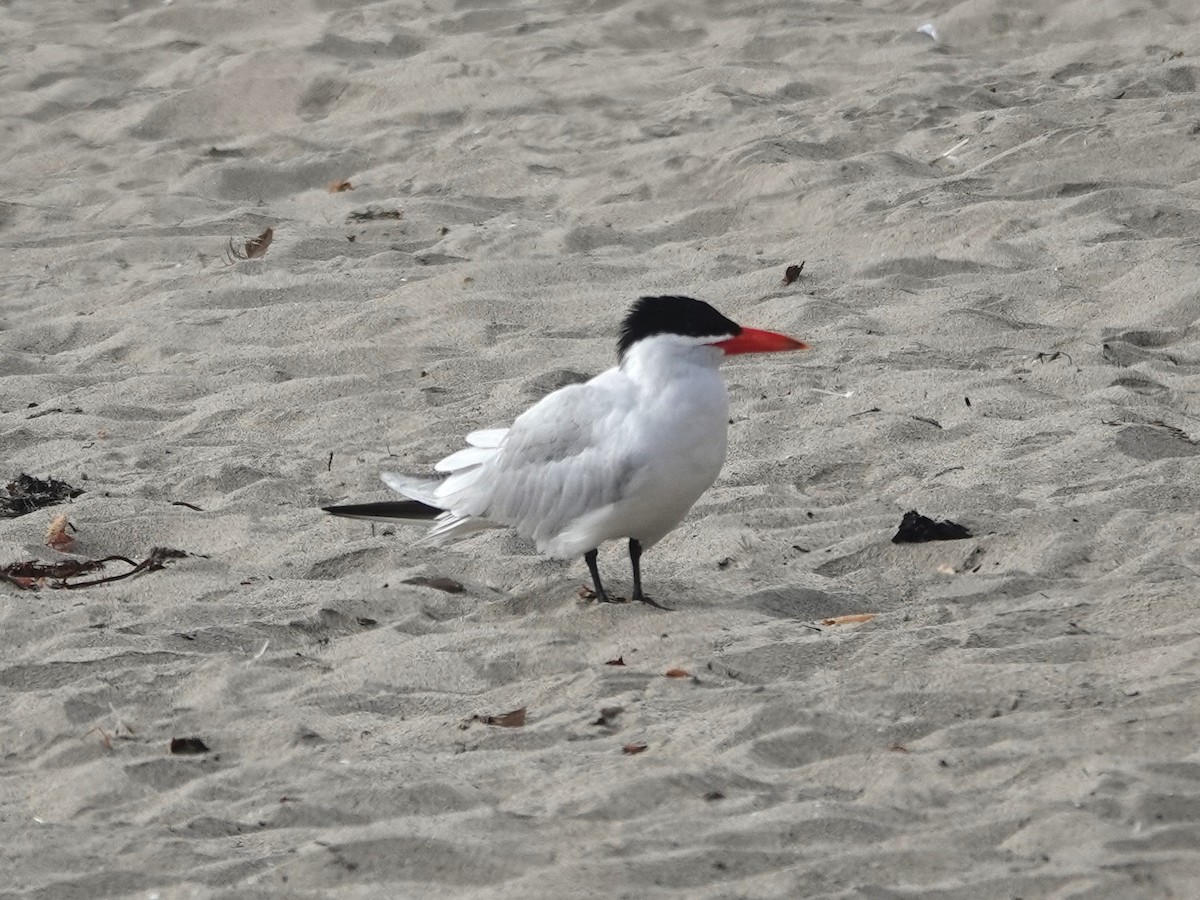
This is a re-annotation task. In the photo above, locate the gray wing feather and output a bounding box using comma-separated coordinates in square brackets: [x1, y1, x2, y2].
[446, 374, 637, 551]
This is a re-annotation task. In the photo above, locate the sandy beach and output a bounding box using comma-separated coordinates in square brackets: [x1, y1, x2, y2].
[3, 0, 1200, 896]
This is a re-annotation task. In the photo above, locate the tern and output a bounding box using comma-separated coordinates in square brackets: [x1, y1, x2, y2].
[324, 295, 807, 608]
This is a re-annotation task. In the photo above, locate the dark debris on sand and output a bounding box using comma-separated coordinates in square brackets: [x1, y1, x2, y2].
[892, 510, 973, 543]
[1, 474, 83, 518]
[1, 547, 188, 590]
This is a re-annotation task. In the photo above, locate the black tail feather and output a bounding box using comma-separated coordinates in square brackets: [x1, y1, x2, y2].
[323, 500, 442, 522]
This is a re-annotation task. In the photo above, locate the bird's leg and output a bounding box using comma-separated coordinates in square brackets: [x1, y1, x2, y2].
[628, 539, 673, 611]
[583, 548, 614, 603]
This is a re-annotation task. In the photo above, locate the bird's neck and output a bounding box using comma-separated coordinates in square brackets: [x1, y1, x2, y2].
[619, 336, 725, 388]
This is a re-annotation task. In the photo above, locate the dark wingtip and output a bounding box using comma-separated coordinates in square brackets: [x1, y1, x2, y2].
[324, 500, 441, 521]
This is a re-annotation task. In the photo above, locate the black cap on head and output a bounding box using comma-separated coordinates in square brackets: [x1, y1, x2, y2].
[618, 296, 742, 361]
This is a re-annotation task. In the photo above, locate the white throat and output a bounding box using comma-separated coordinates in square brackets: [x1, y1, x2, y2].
[619, 333, 728, 386]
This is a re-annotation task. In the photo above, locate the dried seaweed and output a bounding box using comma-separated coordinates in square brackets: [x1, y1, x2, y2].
[169, 737, 210, 755]
[1, 547, 188, 590]
[892, 511, 972, 543]
[1, 474, 83, 518]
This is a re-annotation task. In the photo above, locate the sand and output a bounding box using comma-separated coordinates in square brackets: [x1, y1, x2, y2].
[3, 0, 1200, 896]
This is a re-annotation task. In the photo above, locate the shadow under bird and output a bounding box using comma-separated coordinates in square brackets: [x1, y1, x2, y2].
[324, 295, 808, 609]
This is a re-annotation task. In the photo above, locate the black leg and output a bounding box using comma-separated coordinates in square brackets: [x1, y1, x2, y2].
[629, 539, 673, 611]
[628, 539, 644, 600]
[583, 548, 612, 603]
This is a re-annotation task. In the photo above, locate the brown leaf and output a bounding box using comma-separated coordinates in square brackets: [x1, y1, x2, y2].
[169, 737, 210, 755]
[622, 742, 648, 755]
[783, 262, 805, 285]
[327, 179, 354, 193]
[224, 227, 274, 264]
[604, 656, 625, 666]
[244, 227, 273, 259]
[821, 613, 877, 626]
[664, 668, 690, 678]
[45, 514, 74, 551]
[578, 585, 597, 600]
[479, 707, 526, 728]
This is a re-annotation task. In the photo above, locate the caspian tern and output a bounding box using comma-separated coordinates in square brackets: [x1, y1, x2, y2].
[324, 295, 807, 608]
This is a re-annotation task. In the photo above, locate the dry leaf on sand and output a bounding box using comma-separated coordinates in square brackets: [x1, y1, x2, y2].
[244, 227, 273, 259]
[821, 613, 877, 626]
[783, 262, 805, 284]
[225, 227, 273, 263]
[476, 707, 527, 728]
[45, 514, 74, 551]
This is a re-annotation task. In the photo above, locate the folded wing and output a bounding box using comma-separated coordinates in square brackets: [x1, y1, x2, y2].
[382, 369, 639, 556]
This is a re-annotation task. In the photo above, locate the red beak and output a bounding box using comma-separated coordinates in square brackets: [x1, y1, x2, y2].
[713, 328, 808, 355]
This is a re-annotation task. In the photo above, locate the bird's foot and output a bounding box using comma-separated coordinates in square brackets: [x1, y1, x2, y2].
[579, 585, 624, 604]
[632, 591, 674, 611]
